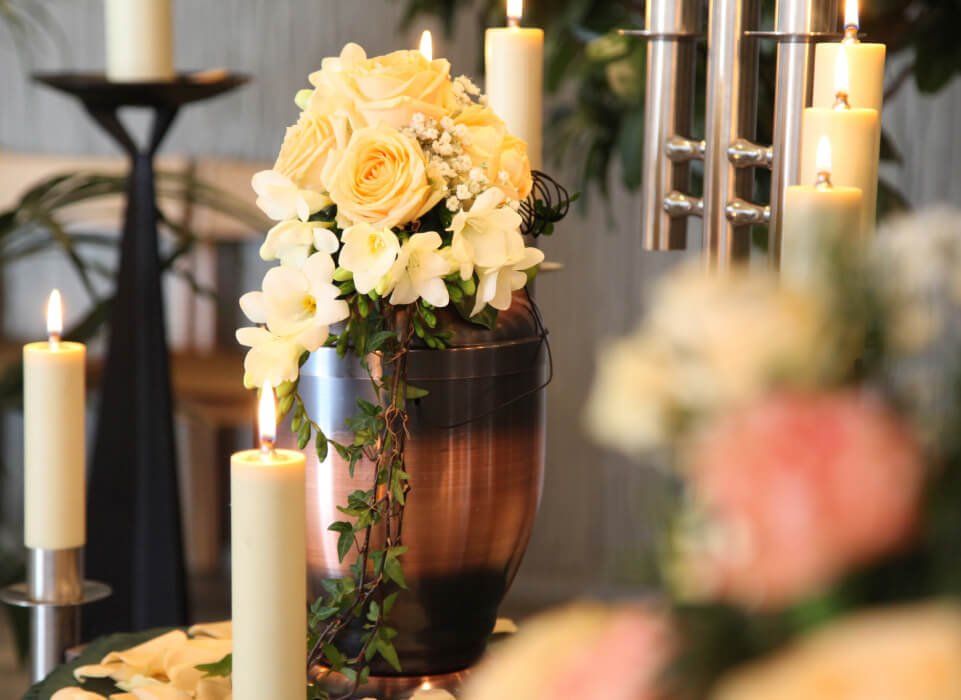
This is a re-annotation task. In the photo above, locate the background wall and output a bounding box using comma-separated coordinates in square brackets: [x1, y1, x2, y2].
[0, 0, 958, 610]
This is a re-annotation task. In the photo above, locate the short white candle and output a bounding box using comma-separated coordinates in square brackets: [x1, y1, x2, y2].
[105, 0, 175, 82]
[782, 137, 863, 284]
[231, 384, 307, 700]
[485, 0, 544, 169]
[23, 290, 86, 550]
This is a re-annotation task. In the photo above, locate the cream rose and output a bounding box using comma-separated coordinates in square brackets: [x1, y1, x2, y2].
[274, 111, 350, 193]
[308, 43, 455, 129]
[327, 124, 443, 229]
[455, 106, 533, 201]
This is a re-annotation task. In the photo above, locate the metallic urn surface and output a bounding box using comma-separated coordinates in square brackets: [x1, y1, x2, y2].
[279, 294, 548, 676]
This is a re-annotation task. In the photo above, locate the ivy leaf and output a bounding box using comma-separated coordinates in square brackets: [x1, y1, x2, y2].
[376, 636, 402, 672]
[405, 384, 429, 400]
[329, 521, 355, 562]
[196, 653, 232, 678]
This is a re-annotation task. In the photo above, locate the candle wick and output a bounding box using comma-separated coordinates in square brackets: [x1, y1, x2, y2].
[842, 24, 859, 44]
[815, 171, 833, 188]
[833, 91, 850, 110]
[260, 438, 276, 457]
[507, 15, 521, 28]
[48, 332, 61, 349]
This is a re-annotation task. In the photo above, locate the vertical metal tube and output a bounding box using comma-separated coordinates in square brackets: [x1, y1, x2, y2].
[702, 0, 760, 267]
[640, 0, 700, 251]
[27, 548, 83, 683]
[768, 0, 839, 264]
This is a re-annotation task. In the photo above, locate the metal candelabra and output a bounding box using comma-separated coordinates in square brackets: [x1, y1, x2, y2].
[626, 0, 841, 266]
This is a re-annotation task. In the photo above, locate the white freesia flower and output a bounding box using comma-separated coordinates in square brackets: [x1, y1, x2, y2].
[472, 235, 543, 316]
[339, 223, 401, 294]
[448, 188, 524, 280]
[387, 232, 453, 307]
[260, 219, 340, 267]
[251, 169, 329, 222]
[239, 252, 349, 352]
[235, 328, 303, 390]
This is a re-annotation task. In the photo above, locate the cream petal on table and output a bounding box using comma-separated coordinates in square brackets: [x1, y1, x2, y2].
[187, 621, 233, 640]
[74, 662, 137, 682]
[103, 630, 188, 676]
[51, 689, 108, 700]
[164, 639, 233, 693]
[195, 677, 232, 700]
[493, 617, 518, 634]
[130, 686, 192, 700]
[116, 675, 164, 692]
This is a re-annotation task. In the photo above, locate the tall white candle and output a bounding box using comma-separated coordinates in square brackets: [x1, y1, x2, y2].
[231, 384, 307, 700]
[812, 0, 886, 111]
[800, 50, 880, 237]
[23, 290, 86, 550]
[782, 137, 863, 285]
[485, 0, 544, 169]
[105, 0, 175, 82]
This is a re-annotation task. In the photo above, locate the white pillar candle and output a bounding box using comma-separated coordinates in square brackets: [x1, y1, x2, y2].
[231, 384, 306, 700]
[800, 50, 880, 237]
[105, 0, 175, 82]
[23, 290, 86, 550]
[485, 0, 544, 169]
[782, 137, 863, 284]
[812, 0, 886, 111]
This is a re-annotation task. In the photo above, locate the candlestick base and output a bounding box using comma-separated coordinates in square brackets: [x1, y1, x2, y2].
[310, 666, 470, 699]
[0, 548, 112, 684]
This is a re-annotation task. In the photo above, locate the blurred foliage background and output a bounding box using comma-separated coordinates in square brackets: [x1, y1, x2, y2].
[398, 0, 960, 215]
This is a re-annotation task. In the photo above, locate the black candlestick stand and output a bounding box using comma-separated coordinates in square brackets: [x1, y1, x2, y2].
[34, 72, 248, 638]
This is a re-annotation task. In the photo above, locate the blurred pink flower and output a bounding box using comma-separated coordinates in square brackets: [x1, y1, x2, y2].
[684, 391, 925, 609]
[462, 604, 673, 700]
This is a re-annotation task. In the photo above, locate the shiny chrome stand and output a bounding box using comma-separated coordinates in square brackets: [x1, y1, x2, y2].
[0, 548, 111, 683]
[626, 0, 840, 266]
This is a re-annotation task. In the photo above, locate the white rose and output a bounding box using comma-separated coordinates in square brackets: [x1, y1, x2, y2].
[338, 223, 401, 294]
[327, 125, 443, 229]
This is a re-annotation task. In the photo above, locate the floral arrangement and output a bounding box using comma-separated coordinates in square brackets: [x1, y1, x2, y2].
[459, 207, 961, 700]
[235, 43, 571, 691]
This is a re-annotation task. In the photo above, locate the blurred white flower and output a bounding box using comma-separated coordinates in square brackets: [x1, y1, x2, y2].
[586, 264, 836, 456]
[339, 223, 401, 294]
[239, 252, 348, 352]
[873, 206, 961, 448]
[448, 188, 524, 280]
[259, 219, 339, 267]
[387, 231, 453, 307]
[235, 327, 303, 390]
[251, 169, 329, 222]
[713, 602, 961, 700]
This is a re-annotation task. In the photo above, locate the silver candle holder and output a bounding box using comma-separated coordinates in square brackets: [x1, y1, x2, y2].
[1, 547, 110, 683]
[625, 0, 842, 266]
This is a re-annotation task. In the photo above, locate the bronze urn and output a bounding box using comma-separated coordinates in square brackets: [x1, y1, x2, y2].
[278, 293, 548, 678]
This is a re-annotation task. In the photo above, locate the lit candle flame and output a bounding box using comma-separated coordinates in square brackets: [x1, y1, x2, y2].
[419, 30, 433, 61]
[834, 48, 850, 101]
[816, 136, 832, 175]
[507, 0, 523, 26]
[259, 382, 277, 453]
[844, 0, 859, 30]
[46, 289, 63, 344]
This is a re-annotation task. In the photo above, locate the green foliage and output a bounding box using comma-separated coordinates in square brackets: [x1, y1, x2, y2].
[196, 653, 233, 678]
